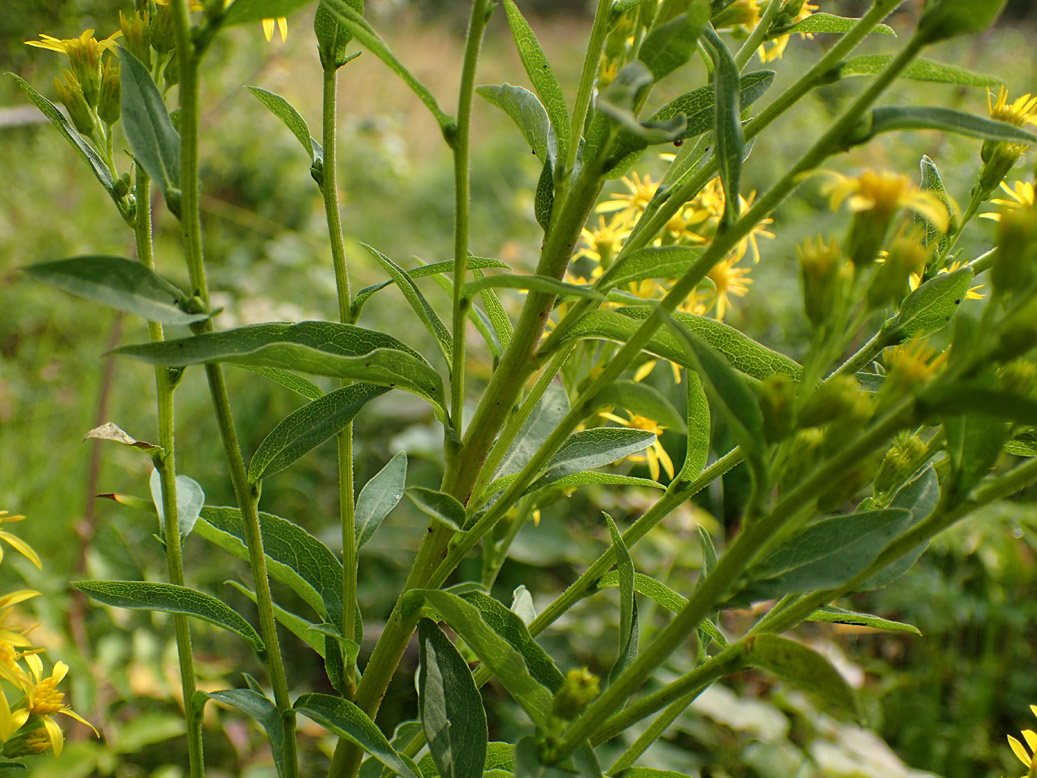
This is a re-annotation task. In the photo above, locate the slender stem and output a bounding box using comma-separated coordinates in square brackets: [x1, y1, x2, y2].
[321, 62, 358, 694]
[171, 4, 297, 774]
[733, 0, 782, 69]
[134, 167, 205, 778]
[450, 0, 492, 437]
[566, 0, 612, 177]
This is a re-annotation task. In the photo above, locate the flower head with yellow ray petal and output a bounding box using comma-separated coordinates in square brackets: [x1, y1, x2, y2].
[1005, 704, 1037, 778]
[760, 3, 819, 63]
[598, 410, 674, 481]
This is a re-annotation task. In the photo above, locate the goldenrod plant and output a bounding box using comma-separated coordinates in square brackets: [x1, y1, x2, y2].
[9, 0, 1037, 776]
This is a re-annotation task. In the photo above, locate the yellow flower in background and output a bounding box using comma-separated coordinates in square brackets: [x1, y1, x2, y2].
[822, 169, 950, 232]
[982, 180, 1036, 222]
[599, 410, 674, 481]
[21, 655, 98, 757]
[597, 172, 659, 221]
[25, 29, 121, 58]
[1006, 704, 1037, 778]
[263, 17, 288, 42]
[760, 2, 819, 62]
[575, 213, 631, 268]
[707, 258, 752, 321]
[988, 86, 1037, 128]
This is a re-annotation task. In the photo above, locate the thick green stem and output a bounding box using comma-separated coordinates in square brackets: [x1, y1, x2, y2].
[322, 62, 358, 694]
[135, 168, 205, 778]
[171, 4, 297, 774]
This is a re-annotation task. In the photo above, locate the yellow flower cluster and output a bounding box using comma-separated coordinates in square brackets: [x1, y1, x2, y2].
[1006, 704, 1037, 778]
[0, 511, 96, 758]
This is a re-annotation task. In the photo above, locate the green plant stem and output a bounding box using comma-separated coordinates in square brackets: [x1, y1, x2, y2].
[321, 61, 358, 694]
[554, 400, 913, 756]
[134, 167, 205, 778]
[171, 4, 297, 774]
[450, 0, 492, 438]
[733, 0, 782, 69]
[566, 0, 613, 177]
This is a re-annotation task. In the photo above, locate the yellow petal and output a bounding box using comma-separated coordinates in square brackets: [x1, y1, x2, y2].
[0, 531, 41, 569]
[277, 17, 288, 41]
[59, 707, 99, 738]
[1024, 730, 1037, 754]
[42, 716, 64, 757]
[0, 590, 40, 610]
[1009, 734, 1032, 767]
[262, 18, 274, 41]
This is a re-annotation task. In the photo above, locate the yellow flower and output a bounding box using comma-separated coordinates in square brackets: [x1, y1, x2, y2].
[822, 169, 950, 232]
[597, 172, 659, 221]
[598, 411, 674, 481]
[760, 3, 819, 62]
[1007, 704, 1037, 778]
[575, 213, 631, 268]
[988, 86, 1037, 128]
[263, 17, 288, 42]
[706, 258, 752, 321]
[0, 686, 29, 744]
[982, 180, 1036, 222]
[21, 655, 98, 757]
[25, 29, 122, 58]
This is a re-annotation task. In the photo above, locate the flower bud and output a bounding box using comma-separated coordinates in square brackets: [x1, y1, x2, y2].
[991, 202, 1037, 296]
[551, 668, 600, 720]
[780, 428, 824, 491]
[54, 70, 95, 135]
[119, 9, 151, 68]
[873, 432, 928, 501]
[797, 236, 847, 328]
[759, 373, 799, 443]
[866, 228, 927, 310]
[150, 1, 177, 53]
[799, 375, 871, 429]
[98, 57, 121, 126]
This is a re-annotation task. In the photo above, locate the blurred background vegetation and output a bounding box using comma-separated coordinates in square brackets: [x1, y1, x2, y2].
[1, 1, 1036, 776]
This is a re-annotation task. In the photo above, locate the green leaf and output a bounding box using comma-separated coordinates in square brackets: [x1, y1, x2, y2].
[920, 384, 1037, 425]
[1006, 429, 1037, 457]
[462, 274, 603, 302]
[246, 86, 320, 163]
[598, 570, 685, 613]
[295, 693, 422, 778]
[206, 688, 288, 778]
[807, 606, 922, 636]
[118, 49, 181, 208]
[319, 0, 453, 133]
[236, 365, 324, 400]
[774, 12, 895, 36]
[597, 62, 686, 143]
[604, 513, 639, 688]
[565, 307, 802, 382]
[23, 255, 205, 326]
[7, 74, 119, 205]
[223, 0, 320, 27]
[881, 266, 974, 342]
[249, 383, 389, 482]
[917, 0, 1009, 43]
[941, 378, 1012, 502]
[197, 506, 344, 625]
[362, 244, 453, 367]
[851, 106, 1037, 149]
[592, 380, 686, 432]
[502, 0, 570, 164]
[858, 466, 940, 590]
[407, 487, 468, 531]
[459, 592, 564, 692]
[536, 427, 657, 485]
[540, 471, 665, 493]
[351, 257, 510, 320]
[534, 158, 554, 230]
[733, 508, 913, 605]
[111, 321, 445, 410]
[356, 452, 408, 548]
[149, 469, 204, 539]
[743, 634, 859, 717]
[75, 580, 264, 654]
[227, 580, 326, 657]
[678, 372, 710, 481]
[702, 27, 743, 228]
[477, 84, 554, 162]
[473, 269, 513, 352]
[600, 246, 704, 291]
[402, 590, 555, 729]
[916, 155, 952, 253]
[637, 3, 709, 81]
[834, 55, 1000, 87]
[418, 620, 488, 778]
[420, 742, 516, 778]
[314, 0, 361, 69]
[495, 380, 570, 480]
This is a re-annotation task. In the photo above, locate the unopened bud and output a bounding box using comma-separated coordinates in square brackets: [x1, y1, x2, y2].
[551, 668, 600, 720]
[150, 1, 177, 53]
[98, 57, 121, 126]
[873, 432, 928, 500]
[759, 373, 799, 443]
[54, 70, 95, 135]
[780, 428, 824, 491]
[120, 9, 151, 68]
[798, 236, 847, 327]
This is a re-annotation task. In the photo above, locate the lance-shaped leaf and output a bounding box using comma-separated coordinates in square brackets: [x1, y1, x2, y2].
[679, 371, 711, 482]
[295, 693, 422, 778]
[702, 27, 743, 228]
[807, 606, 922, 636]
[319, 0, 453, 133]
[8, 74, 119, 206]
[477, 84, 554, 163]
[880, 266, 974, 342]
[206, 687, 288, 778]
[401, 589, 555, 729]
[119, 49, 180, 209]
[637, 3, 709, 81]
[591, 380, 686, 432]
[362, 244, 453, 367]
[407, 487, 468, 531]
[604, 513, 639, 688]
[249, 382, 389, 482]
[773, 12, 895, 36]
[732, 508, 913, 605]
[355, 452, 407, 548]
[228, 580, 326, 656]
[916, 155, 952, 253]
[75, 580, 264, 654]
[502, 0, 570, 164]
[111, 321, 445, 410]
[494, 380, 570, 481]
[833, 55, 1000, 87]
[462, 274, 604, 302]
[459, 592, 564, 692]
[597, 62, 687, 143]
[237, 365, 324, 400]
[534, 158, 554, 230]
[247, 86, 321, 164]
[197, 506, 344, 625]
[474, 268, 513, 351]
[917, 0, 1009, 43]
[533, 427, 657, 487]
[564, 307, 801, 382]
[149, 469, 204, 539]
[23, 256, 205, 326]
[743, 634, 859, 717]
[849, 106, 1037, 149]
[599, 246, 704, 291]
[418, 620, 488, 778]
[85, 422, 159, 451]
